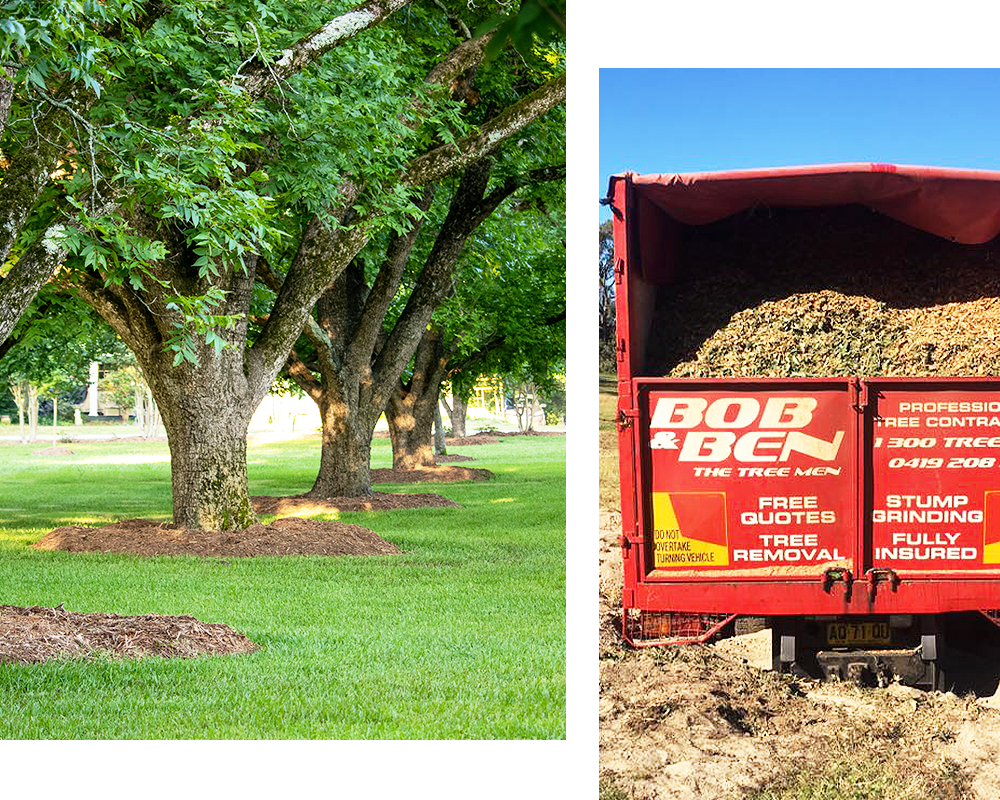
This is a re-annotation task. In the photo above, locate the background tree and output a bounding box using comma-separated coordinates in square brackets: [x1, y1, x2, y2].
[599, 218, 616, 371]
[0, 296, 102, 443]
[2, 0, 565, 528]
[275, 19, 565, 495]
[385, 196, 565, 465]
[97, 363, 140, 422]
[0, 324, 141, 448]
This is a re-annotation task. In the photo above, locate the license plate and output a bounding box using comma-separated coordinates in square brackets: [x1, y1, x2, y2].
[826, 621, 891, 646]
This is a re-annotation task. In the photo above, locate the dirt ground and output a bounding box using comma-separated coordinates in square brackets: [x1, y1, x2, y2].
[599, 513, 1000, 800]
[30, 446, 77, 456]
[0, 604, 257, 663]
[446, 433, 500, 445]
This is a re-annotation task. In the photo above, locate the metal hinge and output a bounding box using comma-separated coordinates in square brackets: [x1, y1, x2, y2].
[852, 377, 870, 412]
[617, 408, 637, 431]
[616, 337, 626, 362]
[867, 567, 901, 603]
[821, 567, 854, 599]
[614, 258, 626, 285]
[621, 521, 641, 550]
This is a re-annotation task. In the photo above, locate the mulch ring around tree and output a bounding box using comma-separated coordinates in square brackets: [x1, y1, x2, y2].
[30, 447, 76, 457]
[482, 430, 565, 437]
[32, 516, 401, 558]
[251, 491, 460, 515]
[433, 454, 475, 463]
[444, 433, 499, 445]
[370, 466, 495, 483]
[0, 604, 258, 664]
[444, 431, 564, 445]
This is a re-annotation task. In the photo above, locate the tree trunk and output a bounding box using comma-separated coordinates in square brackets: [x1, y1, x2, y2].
[28, 384, 38, 442]
[387, 384, 437, 469]
[12, 381, 25, 443]
[157, 391, 258, 530]
[447, 393, 467, 438]
[386, 324, 449, 469]
[134, 385, 144, 430]
[307, 396, 376, 498]
[51, 395, 57, 446]
[143, 388, 159, 439]
[433, 400, 446, 455]
[528, 385, 540, 431]
[513, 381, 531, 432]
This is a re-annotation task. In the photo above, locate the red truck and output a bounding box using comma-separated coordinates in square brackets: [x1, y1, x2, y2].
[606, 164, 1000, 688]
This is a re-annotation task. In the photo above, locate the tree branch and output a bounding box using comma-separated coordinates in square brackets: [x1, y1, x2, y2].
[237, 0, 412, 103]
[0, 224, 72, 347]
[346, 187, 435, 374]
[370, 158, 493, 410]
[402, 72, 566, 187]
[284, 348, 324, 402]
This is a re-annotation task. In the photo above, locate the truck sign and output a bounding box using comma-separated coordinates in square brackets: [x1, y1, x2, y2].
[643, 381, 857, 574]
[870, 384, 1000, 571]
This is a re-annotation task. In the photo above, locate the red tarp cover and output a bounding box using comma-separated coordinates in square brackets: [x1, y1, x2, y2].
[617, 163, 1000, 244]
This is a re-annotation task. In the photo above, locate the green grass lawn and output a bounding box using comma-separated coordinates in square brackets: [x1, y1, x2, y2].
[599, 373, 620, 510]
[0, 433, 565, 739]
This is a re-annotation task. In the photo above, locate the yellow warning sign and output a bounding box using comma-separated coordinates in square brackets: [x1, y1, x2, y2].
[984, 491, 1000, 564]
[651, 492, 729, 568]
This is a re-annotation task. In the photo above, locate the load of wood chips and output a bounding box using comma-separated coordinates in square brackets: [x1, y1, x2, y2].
[644, 205, 1000, 378]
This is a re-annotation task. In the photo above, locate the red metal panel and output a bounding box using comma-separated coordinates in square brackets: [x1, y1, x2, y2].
[611, 176, 632, 386]
[612, 176, 640, 612]
[621, 377, 1000, 619]
[633, 576, 1000, 616]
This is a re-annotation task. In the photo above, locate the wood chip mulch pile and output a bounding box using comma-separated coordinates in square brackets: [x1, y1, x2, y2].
[645, 204, 1000, 378]
[251, 491, 459, 515]
[444, 433, 499, 445]
[0, 604, 258, 664]
[30, 447, 76, 457]
[370, 465, 494, 483]
[32, 516, 401, 558]
[480, 430, 565, 437]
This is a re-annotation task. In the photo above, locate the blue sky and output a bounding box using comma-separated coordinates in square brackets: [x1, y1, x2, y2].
[598, 69, 1000, 215]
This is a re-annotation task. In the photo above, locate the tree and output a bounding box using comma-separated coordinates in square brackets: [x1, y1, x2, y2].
[0, 291, 116, 438]
[384, 197, 565, 466]
[269, 14, 564, 495]
[282, 153, 564, 492]
[0, 307, 97, 443]
[599, 219, 616, 370]
[2, 0, 565, 528]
